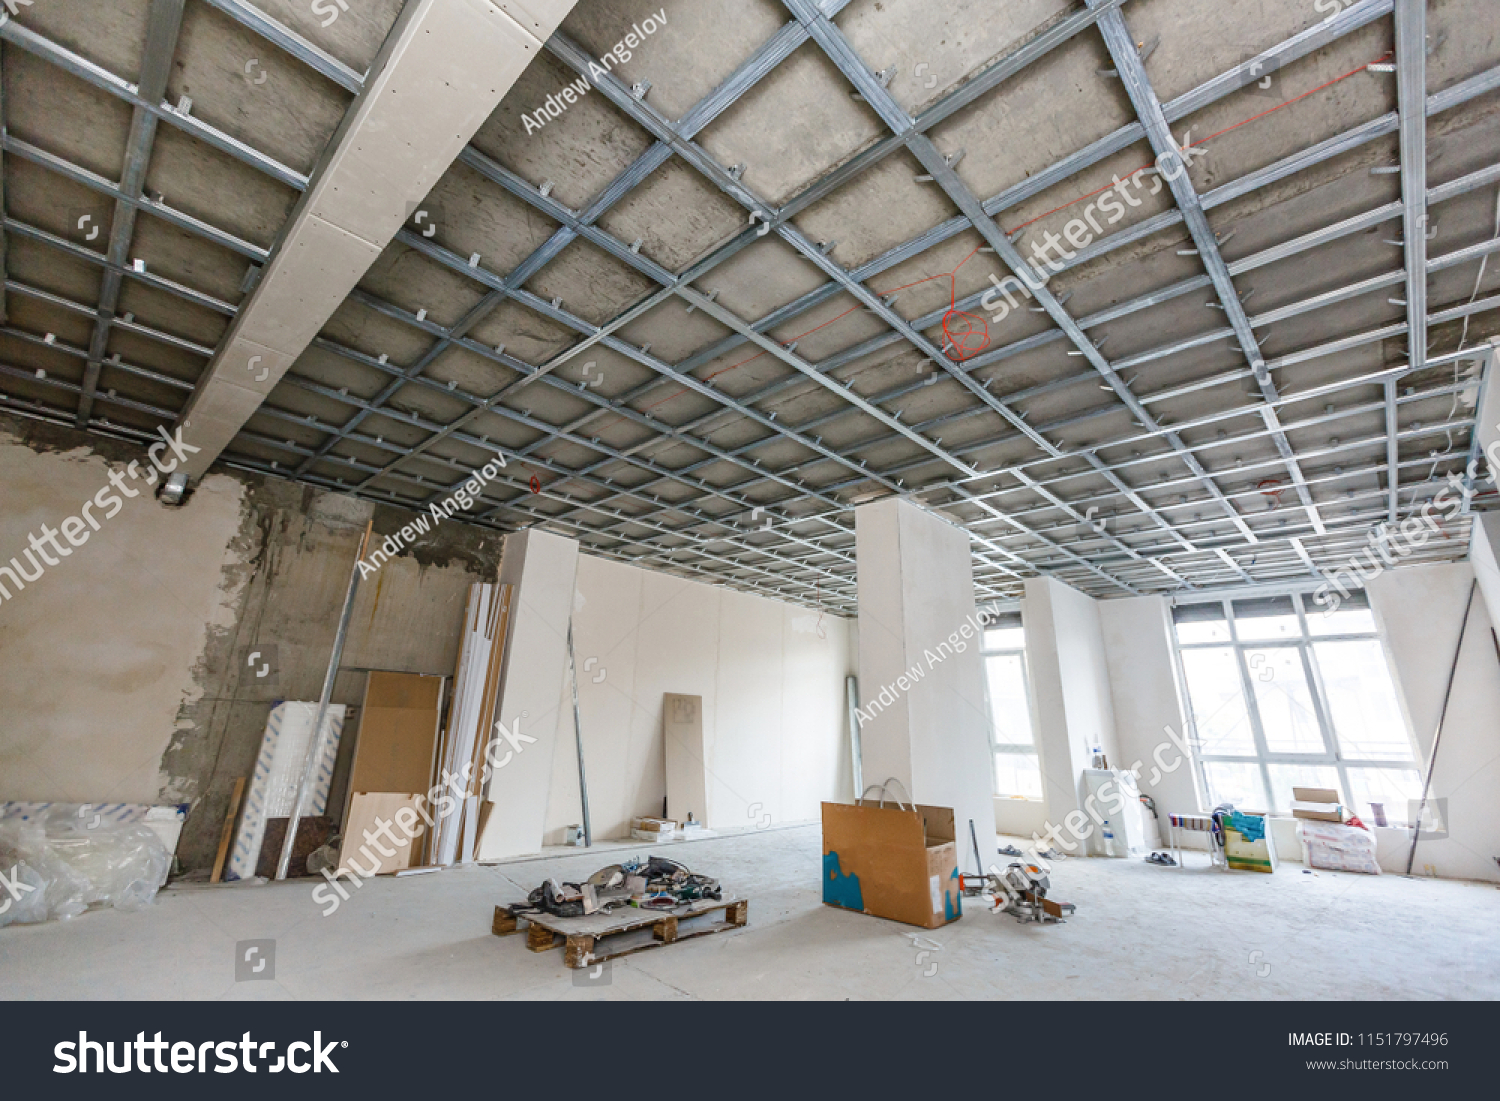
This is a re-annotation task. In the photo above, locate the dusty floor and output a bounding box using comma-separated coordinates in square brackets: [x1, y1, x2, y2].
[2, 825, 1496, 1000]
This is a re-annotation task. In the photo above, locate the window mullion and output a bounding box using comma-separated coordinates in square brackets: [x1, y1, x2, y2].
[1228, 601, 1277, 812]
[1299, 637, 1345, 767]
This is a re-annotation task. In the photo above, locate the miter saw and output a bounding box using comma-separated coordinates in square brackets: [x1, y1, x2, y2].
[963, 861, 1075, 925]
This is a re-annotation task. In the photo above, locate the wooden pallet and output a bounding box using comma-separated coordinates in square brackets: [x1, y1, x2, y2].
[492, 897, 748, 968]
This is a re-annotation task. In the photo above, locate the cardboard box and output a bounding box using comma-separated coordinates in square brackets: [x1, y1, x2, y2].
[630, 816, 677, 833]
[1290, 786, 1343, 822]
[821, 800, 962, 929]
[630, 816, 678, 843]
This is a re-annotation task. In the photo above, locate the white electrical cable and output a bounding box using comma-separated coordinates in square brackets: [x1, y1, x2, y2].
[1456, 186, 1500, 354]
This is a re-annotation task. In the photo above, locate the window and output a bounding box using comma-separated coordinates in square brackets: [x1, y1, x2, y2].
[980, 611, 1040, 799]
[1171, 589, 1421, 825]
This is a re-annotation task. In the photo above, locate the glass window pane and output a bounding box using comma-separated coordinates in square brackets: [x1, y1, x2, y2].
[1313, 640, 1415, 761]
[1303, 589, 1374, 635]
[1346, 768, 1422, 827]
[1306, 607, 1377, 636]
[994, 752, 1042, 800]
[1246, 647, 1325, 754]
[1266, 763, 1342, 815]
[1179, 648, 1256, 755]
[985, 654, 1033, 747]
[1202, 760, 1269, 812]
[1174, 602, 1230, 644]
[983, 627, 1025, 650]
[1233, 596, 1301, 641]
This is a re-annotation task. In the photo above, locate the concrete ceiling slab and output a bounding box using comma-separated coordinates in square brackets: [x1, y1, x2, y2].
[560, 0, 788, 122]
[836, 0, 1076, 115]
[522, 235, 659, 325]
[168, 1, 351, 175]
[144, 124, 299, 248]
[249, 0, 407, 73]
[2, 47, 134, 181]
[6, 0, 1498, 608]
[932, 31, 1135, 202]
[469, 48, 655, 211]
[697, 40, 888, 206]
[596, 157, 746, 272]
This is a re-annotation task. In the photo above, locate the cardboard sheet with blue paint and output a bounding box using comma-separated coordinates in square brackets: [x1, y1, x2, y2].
[821, 799, 961, 930]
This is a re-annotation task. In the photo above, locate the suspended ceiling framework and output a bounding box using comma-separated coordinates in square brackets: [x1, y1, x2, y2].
[2, 0, 1499, 616]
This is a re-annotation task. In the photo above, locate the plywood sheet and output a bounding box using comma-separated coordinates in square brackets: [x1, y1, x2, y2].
[347, 672, 444, 798]
[664, 693, 708, 825]
[338, 793, 426, 877]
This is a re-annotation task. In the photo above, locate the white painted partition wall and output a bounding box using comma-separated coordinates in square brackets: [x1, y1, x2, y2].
[1470, 513, 1500, 633]
[542, 554, 855, 844]
[1097, 595, 1201, 833]
[1367, 562, 1500, 882]
[854, 498, 997, 866]
[474, 528, 579, 861]
[1022, 577, 1119, 847]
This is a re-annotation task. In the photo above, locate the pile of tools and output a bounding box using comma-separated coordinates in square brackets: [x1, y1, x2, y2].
[962, 861, 1075, 925]
[510, 856, 721, 919]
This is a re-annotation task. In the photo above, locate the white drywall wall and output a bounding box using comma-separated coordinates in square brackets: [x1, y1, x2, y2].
[1022, 576, 1119, 844]
[476, 528, 578, 860]
[1367, 562, 1500, 882]
[854, 498, 998, 864]
[1098, 594, 1199, 825]
[1470, 512, 1500, 632]
[542, 554, 855, 843]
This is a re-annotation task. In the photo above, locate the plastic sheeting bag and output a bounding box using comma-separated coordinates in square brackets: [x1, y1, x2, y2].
[0, 808, 170, 924]
[0, 850, 48, 927]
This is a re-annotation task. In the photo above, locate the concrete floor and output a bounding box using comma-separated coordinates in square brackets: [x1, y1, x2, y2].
[2, 825, 1496, 1000]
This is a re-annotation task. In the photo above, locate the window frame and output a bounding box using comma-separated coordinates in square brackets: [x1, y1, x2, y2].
[978, 613, 1040, 800]
[1170, 589, 1419, 820]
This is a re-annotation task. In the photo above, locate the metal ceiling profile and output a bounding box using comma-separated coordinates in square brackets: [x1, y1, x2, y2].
[1, 0, 1496, 610]
[170, 0, 580, 481]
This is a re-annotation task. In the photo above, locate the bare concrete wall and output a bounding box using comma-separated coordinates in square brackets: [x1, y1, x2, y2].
[0, 416, 247, 811]
[0, 412, 503, 872]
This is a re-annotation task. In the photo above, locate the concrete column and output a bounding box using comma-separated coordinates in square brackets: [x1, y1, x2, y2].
[475, 528, 579, 860]
[854, 498, 997, 867]
[1022, 577, 1119, 843]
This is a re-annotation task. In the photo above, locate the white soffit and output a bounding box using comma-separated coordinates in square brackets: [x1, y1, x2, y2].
[175, 0, 575, 480]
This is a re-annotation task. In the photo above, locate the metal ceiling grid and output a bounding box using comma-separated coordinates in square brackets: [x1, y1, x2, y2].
[0, 0, 1495, 615]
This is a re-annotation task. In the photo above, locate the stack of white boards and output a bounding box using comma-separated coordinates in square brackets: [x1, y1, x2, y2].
[430, 583, 513, 866]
